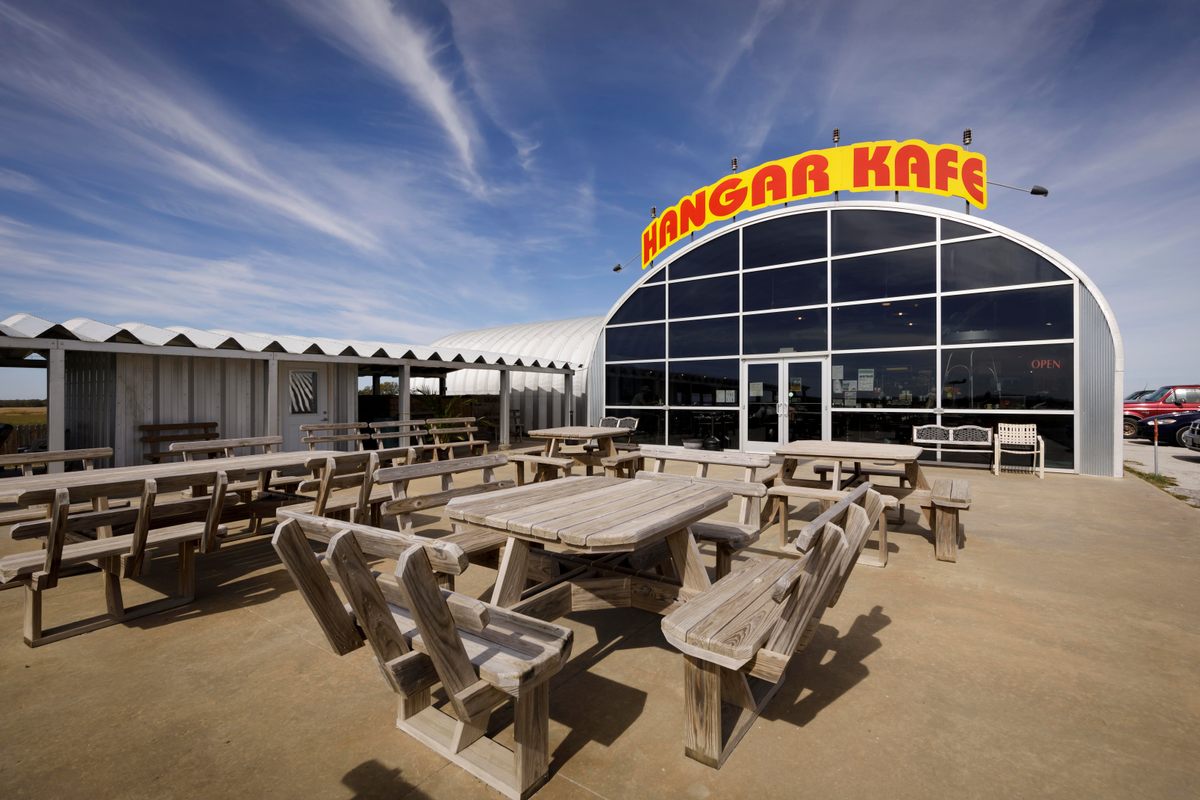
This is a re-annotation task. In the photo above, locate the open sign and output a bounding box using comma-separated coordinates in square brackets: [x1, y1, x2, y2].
[1030, 359, 1062, 369]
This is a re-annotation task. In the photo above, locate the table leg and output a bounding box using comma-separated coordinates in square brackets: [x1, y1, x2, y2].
[491, 537, 531, 607]
[906, 461, 930, 490]
[665, 527, 712, 593]
[832, 461, 843, 491]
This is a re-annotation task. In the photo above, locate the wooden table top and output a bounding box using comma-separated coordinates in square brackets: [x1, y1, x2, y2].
[775, 440, 924, 462]
[528, 426, 629, 440]
[0, 450, 316, 504]
[445, 475, 731, 551]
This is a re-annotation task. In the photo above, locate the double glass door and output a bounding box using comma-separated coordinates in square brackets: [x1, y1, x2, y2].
[743, 358, 828, 452]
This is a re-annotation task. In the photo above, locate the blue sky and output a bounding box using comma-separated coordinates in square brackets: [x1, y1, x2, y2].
[0, 0, 1197, 399]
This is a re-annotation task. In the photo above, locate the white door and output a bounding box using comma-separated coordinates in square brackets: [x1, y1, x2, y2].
[742, 358, 828, 452]
[283, 364, 329, 450]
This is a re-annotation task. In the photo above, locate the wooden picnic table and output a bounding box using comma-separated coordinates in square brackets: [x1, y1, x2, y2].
[775, 440, 928, 492]
[0, 450, 319, 505]
[529, 426, 629, 459]
[445, 475, 731, 612]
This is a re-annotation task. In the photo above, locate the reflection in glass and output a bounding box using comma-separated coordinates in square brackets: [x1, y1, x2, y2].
[669, 317, 739, 358]
[832, 210, 935, 256]
[670, 231, 738, 279]
[942, 237, 1066, 291]
[670, 360, 738, 406]
[669, 409, 740, 450]
[606, 323, 665, 361]
[941, 219, 988, 239]
[669, 275, 739, 318]
[743, 263, 827, 311]
[606, 408, 665, 445]
[743, 309, 827, 354]
[610, 284, 665, 324]
[786, 361, 822, 441]
[746, 362, 779, 445]
[941, 343, 1072, 410]
[832, 246, 935, 301]
[831, 351, 935, 408]
[832, 300, 935, 349]
[832, 412, 936, 445]
[942, 413, 1074, 469]
[605, 363, 665, 406]
[742, 212, 827, 268]
[941, 285, 1073, 344]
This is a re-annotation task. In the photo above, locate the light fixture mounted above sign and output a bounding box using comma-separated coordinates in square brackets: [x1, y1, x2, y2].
[640, 139, 987, 268]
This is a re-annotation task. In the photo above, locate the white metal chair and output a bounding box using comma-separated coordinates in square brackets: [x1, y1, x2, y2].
[993, 423, 1044, 479]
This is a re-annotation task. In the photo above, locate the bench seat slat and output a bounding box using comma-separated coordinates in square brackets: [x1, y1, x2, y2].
[0, 522, 209, 582]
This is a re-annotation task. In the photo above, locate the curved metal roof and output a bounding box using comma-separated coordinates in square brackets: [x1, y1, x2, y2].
[424, 316, 603, 395]
[0, 313, 577, 370]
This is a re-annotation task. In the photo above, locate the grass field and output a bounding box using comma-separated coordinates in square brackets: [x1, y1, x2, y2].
[0, 407, 47, 426]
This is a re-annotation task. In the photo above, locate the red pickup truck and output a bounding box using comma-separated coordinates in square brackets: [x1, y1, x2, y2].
[1123, 385, 1200, 437]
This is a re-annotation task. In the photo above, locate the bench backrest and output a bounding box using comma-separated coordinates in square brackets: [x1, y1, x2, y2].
[792, 483, 885, 609]
[637, 444, 778, 528]
[912, 424, 993, 446]
[425, 417, 486, 451]
[300, 422, 371, 451]
[369, 420, 429, 449]
[766, 517, 851, 658]
[9, 471, 230, 587]
[373, 453, 512, 529]
[297, 447, 413, 519]
[0, 447, 113, 475]
[996, 423, 1038, 445]
[169, 435, 283, 460]
[139, 422, 218, 462]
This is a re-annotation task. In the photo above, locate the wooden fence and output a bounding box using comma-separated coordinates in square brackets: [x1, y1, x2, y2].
[0, 424, 47, 455]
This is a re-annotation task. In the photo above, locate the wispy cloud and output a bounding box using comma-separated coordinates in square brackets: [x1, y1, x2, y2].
[707, 0, 787, 97]
[282, 0, 482, 181]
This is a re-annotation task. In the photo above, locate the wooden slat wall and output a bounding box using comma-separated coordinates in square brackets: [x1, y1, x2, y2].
[64, 351, 115, 463]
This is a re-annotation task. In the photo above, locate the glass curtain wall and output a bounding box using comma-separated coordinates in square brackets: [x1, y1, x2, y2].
[603, 206, 1078, 468]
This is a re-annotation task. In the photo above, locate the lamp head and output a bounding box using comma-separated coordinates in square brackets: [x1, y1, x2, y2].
[1030, 185, 1049, 197]
[962, 128, 972, 146]
[832, 128, 840, 144]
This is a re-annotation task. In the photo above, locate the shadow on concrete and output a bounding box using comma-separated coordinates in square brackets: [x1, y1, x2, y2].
[766, 604, 891, 727]
[341, 759, 431, 800]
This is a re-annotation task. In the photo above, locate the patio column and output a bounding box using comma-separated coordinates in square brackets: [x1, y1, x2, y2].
[564, 371, 574, 426]
[398, 364, 410, 421]
[499, 369, 511, 447]
[266, 355, 279, 436]
[47, 346, 65, 472]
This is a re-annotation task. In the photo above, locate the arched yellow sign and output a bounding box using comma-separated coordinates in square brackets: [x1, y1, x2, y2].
[641, 139, 986, 268]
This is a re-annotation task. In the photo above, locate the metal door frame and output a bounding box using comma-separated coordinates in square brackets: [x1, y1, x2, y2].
[741, 356, 829, 452]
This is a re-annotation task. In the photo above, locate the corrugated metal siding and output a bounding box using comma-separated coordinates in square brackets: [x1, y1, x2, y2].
[64, 351, 115, 464]
[1078, 286, 1117, 476]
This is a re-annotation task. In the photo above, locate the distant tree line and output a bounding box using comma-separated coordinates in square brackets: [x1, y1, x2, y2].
[0, 399, 47, 407]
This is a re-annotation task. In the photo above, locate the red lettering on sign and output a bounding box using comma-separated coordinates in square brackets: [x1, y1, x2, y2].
[853, 144, 891, 186]
[679, 190, 707, 235]
[962, 155, 985, 206]
[751, 164, 787, 206]
[709, 177, 747, 217]
[792, 153, 830, 195]
[659, 208, 678, 245]
[1030, 359, 1062, 369]
[894, 144, 931, 189]
[934, 148, 959, 191]
[642, 226, 658, 265]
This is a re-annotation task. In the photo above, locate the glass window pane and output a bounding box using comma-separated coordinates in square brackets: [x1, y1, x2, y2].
[786, 361, 823, 441]
[941, 219, 988, 239]
[289, 370, 318, 414]
[832, 246, 935, 301]
[668, 409, 740, 450]
[746, 362, 780, 445]
[941, 413, 1074, 469]
[610, 284, 665, 324]
[606, 324, 665, 361]
[670, 231, 738, 279]
[832, 351, 936, 409]
[942, 237, 1066, 291]
[941, 343, 1073, 410]
[669, 359, 739, 406]
[669, 317, 739, 358]
[742, 212, 826, 268]
[606, 408, 665, 445]
[832, 300, 935, 349]
[941, 285, 1073, 344]
[743, 309, 827, 354]
[645, 268, 666, 283]
[669, 275, 739, 318]
[832, 210, 935, 256]
[605, 363, 665, 406]
[743, 263, 827, 311]
[831, 412, 936, 445]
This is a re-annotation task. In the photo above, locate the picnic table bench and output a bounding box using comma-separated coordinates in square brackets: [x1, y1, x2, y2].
[140, 421, 218, 463]
[661, 484, 884, 768]
[282, 447, 413, 524]
[369, 420, 441, 461]
[426, 417, 489, 460]
[0, 448, 125, 526]
[274, 514, 573, 800]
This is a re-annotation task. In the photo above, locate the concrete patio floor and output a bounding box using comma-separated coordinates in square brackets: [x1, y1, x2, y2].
[1, 462, 1198, 799]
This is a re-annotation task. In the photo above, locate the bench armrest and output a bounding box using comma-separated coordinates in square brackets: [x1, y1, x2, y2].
[600, 451, 643, 468]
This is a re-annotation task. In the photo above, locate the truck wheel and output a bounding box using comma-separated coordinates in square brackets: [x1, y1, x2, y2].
[1122, 417, 1139, 439]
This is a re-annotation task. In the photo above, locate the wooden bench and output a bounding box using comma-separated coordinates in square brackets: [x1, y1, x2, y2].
[819, 478, 970, 562]
[140, 421, 218, 463]
[661, 485, 883, 768]
[768, 483, 896, 566]
[607, 445, 781, 578]
[168, 435, 282, 460]
[369, 420, 441, 461]
[0, 448, 126, 526]
[425, 417, 489, 460]
[300, 422, 372, 451]
[812, 460, 908, 489]
[273, 515, 572, 799]
[913, 423, 993, 462]
[283, 447, 413, 524]
[0, 471, 230, 646]
[503, 446, 575, 485]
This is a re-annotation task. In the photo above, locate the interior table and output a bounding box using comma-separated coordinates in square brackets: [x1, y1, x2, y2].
[445, 475, 731, 612]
